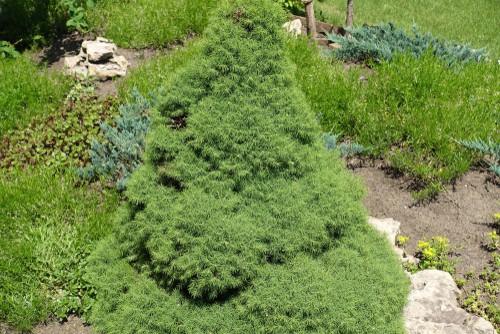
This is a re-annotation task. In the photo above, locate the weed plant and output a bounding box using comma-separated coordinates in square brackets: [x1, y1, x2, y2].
[461, 214, 500, 330]
[0, 81, 120, 170]
[0, 56, 72, 136]
[288, 38, 499, 198]
[86, 1, 408, 333]
[87, 0, 218, 48]
[0, 168, 119, 331]
[315, 0, 499, 57]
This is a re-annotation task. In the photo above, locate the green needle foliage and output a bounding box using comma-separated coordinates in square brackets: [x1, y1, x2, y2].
[87, 1, 408, 333]
[327, 23, 488, 66]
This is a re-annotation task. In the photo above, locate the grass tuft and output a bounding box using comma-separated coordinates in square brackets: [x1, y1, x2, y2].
[87, 0, 218, 48]
[0, 56, 72, 136]
[0, 168, 120, 331]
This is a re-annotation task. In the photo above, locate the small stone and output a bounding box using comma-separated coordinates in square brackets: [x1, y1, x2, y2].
[83, 40, 117, 63]
[329, 42, 342, 49]
[88, 63, 127, 80]
[64, 55, 84, 69]
[67, 65, 89, 78]
[110, 55, 129, 69]
[367, 216, 400, 246]
[282, 19, 302, 37]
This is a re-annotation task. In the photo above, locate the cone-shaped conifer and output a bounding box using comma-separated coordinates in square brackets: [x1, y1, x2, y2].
[87, 1, 408, 332]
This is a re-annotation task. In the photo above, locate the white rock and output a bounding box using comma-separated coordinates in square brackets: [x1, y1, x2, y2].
[368, 216, 400, 245]
[88, 63, 127, 80]
[82, 40, 117, 63]
[282, 19, 302, 37]
[329, 42, 342, 49]
[67, 65, 89, 78]
[405, 270, 497, 334]
[64, 55, 84, 69]
[110, 55, 129, 69]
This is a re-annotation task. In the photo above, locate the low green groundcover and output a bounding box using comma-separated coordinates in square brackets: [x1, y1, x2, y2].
[86, 1, 409, 333]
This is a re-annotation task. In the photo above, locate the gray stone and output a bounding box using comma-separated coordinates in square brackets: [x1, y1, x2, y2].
[88, 63, 126, 80]
[368, 217, 497, 334]
[82, 40, 117, 63]
[64, 37, 128, 80]
[64, 55, 84, 69]
[368, 216, 400, 245]
[109, 55, 129, 69]
[282, 19, 302, 37]
[404, 270, 497, 334]
[66, 65, 89, 78]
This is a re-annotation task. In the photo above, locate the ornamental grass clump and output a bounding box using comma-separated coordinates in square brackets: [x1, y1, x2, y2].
[86, 1, 408, 332]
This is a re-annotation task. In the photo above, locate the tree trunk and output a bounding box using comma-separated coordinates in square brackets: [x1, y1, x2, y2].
[302, 0, 316, 38]
[346, 0, 354, 28]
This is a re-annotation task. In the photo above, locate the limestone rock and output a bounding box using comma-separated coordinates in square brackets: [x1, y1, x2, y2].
[67, 65, 89, 78]
[64, 55, 84, 69]
[282, 19, 302, 37]
[110, 55, 129, 69]
[82, 40, 117, 63]
[88, 63, 127, 80]
[63, 37, 128, 81]
[329, 42, 342, 49]
[405, 270, 496, 334]
[368, 216, 400, 245]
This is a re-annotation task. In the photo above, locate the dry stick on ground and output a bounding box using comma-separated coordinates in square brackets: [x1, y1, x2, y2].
[302, 0, 317, 37]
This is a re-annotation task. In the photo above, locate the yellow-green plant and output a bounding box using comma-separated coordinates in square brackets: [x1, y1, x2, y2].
[409, 236, 457, 274]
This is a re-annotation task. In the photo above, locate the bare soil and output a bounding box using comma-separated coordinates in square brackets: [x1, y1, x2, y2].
[351, 162, 500, 278]
[0, 316, 91, 334]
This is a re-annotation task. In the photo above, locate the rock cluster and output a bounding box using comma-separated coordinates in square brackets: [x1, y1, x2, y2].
[368, 216, 497, 334]
[64, 37, 129, 80]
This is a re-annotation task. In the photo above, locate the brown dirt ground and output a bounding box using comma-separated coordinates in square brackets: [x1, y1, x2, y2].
[351, 162, 500, 278]
[0, 316, 91, 334]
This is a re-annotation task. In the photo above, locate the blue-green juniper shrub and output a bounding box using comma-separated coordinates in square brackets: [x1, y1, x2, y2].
[78, 88, 153, 190]
[327, 22, 488, 66]
[86, 1, 409, 333]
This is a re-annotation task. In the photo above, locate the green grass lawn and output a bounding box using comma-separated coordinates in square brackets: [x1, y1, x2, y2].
[315, 0, 500, 57]
[87, 0, 218, 48]
[288, 36, 499, 198]
[0, 168, 119, 331]
[0, 56, 72, 136]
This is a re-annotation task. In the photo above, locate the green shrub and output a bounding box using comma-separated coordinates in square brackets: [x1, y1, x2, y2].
[0, 56, 72, 136]
[327, 22, 488, 66]
[0, 168, 119, 331]
[457, 138, 500, 177]
[78, 88, 152, 190]
[288, 38, 499, 198]
[315, 0, 499, 57]
[86, 1, 408, 333]
[0, 81, 120, 171]
[0, 40, 20, 58]
[87, 0, 218, 48]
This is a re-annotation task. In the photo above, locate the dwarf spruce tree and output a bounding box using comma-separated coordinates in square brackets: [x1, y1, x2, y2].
[87, 1, 408, 332]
